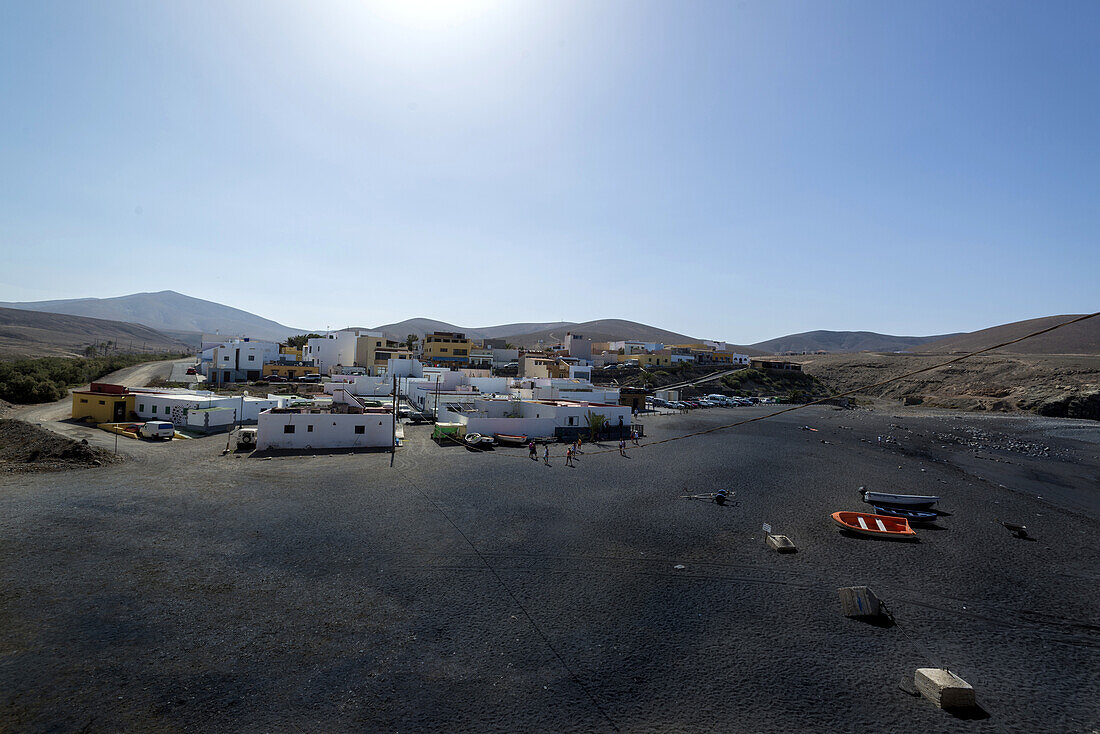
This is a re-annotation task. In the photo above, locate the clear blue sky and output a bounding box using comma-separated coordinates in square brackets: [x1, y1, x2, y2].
[1, 1, 1097, 343]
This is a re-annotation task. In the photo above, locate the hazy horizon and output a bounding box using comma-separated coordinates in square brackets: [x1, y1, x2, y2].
[2, 1, 1097, 343]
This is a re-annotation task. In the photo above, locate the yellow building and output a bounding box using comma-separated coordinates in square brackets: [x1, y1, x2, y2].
[280, 345, 303, 360]
[72, 384, 135, 423]
[618, 352, 672, 367]
[422, 331, 474, 366]
[263, 362, 316, 380]
[355, 335, 414, 375]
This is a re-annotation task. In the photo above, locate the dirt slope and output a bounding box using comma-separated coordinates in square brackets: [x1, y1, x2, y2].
[800, 352, 1100, 419]
[922, 314, 1100, 355]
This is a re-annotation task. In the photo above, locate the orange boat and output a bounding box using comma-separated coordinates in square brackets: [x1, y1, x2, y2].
[831, 511, 917, 540]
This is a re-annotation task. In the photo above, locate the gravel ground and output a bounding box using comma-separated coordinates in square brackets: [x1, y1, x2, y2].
[0, 406, 1097, 732]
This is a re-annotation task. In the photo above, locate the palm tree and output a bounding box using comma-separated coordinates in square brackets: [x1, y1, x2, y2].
[405, 334, 419, 352]
[585, 410, 607, 441]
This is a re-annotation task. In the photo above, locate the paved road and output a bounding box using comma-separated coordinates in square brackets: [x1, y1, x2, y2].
[169, 359, 204, 384]
[1, 406, 1095, 732]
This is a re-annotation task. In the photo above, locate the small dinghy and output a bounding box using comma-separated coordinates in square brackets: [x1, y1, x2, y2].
[831, 511, 917, 540]
[860, 489, 940, 509]
[494, 433, 528, 446]
[872, 505, 938, 523]
[463, 432, 494, 447]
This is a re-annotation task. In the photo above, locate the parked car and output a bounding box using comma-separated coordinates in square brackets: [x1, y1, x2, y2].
[298, 373, 322, 382]
[139, 421, 175, 440]
[236, 427, 257, 450]
[185, 366, 197, 375]
[265, 374, 286, 382]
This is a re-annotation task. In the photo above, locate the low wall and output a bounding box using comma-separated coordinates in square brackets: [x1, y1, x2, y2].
[464, 416, 557, 439]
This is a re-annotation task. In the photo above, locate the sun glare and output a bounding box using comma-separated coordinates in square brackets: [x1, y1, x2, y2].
[364, 0, 500, 28]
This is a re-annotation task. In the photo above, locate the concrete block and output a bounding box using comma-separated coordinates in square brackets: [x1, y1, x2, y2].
[914, 668, 975, 709]
[766, 534, 797, 553]
[838, 586, 882, 618]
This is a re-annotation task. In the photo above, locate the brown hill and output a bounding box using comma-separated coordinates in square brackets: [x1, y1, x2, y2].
[922, 314, 1100, 355]
[750, 330, 960, 354]
[0, 307, 190, 359]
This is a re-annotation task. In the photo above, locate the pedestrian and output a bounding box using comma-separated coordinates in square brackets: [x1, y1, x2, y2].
[566, 446, 574, 467]
[544, 444, 551, 465]
[619, 438, 626, 456]
[631, 429, 639, 446]
[529, 441, 537, 460]
[575, 437, 582, 455]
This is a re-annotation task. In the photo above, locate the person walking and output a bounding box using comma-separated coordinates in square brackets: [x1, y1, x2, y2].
[544, 444, 551, 465]
[565, 446, 574, 467]
[631, 429, 639, 446]
[528, 441, 537, 460]
[575, 437, 582, 455]
[619, 438, 627, 456]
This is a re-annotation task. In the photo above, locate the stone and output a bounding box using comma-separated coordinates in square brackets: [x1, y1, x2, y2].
[914, 668, 975, 709]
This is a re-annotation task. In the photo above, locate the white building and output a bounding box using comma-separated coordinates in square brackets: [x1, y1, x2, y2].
[202, 338, 282, 383]
[608, 340, 664, 354]
[129, 389, 279, 428]
[457, 397, 632, 441]
[255, 389, 395, 451]
[303, 330, 366, 375]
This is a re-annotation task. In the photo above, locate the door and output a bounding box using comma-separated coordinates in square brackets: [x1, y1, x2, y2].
[113, 400, 126, 421]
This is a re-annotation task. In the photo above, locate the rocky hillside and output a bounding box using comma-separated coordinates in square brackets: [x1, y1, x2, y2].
[799, 353, 1100, 420]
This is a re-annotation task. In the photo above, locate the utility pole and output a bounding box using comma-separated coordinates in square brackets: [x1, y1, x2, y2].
[390, 374, 397, 467]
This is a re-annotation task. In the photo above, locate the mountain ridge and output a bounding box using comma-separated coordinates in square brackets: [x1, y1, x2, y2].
[0, 306, 190, 359]
[1, 291, 303, 342]
[749, 330, 962, 354]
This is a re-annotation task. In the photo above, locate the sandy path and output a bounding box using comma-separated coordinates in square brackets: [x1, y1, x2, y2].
[12, 358, 191, 449]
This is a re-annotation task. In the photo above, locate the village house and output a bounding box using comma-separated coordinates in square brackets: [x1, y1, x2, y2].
[255, 388, 396, 451]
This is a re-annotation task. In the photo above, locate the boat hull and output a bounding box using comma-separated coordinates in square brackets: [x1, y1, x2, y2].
[831, 511, 917, 540]
[494, 433, 528, 446]
[861, 491, 940, 509]
[872, 505, 938, 522]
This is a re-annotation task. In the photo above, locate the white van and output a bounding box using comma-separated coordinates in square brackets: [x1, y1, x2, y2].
[139, 421, 175, 440]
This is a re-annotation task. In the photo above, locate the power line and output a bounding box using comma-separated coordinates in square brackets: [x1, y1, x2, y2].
[393, 467, 621, 732]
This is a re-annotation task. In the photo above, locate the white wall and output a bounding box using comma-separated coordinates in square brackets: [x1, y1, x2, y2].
[256, 410, 393, 450]
[464, 416, 557, 438]
[133, 394, 278, 425]
[303, 330, 361, 374]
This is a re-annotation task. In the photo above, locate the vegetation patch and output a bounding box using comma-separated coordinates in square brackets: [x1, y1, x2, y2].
[0, 353, 186, 404]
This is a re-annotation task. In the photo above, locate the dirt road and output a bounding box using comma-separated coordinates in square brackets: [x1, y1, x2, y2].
[13, 358, 191, 449]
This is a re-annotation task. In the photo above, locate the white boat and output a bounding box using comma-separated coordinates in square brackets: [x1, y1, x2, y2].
[463, 432, 495, 447]
[860, 489, 940, 509]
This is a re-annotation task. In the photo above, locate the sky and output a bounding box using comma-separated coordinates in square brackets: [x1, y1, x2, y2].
[1, 0, 1097, 343]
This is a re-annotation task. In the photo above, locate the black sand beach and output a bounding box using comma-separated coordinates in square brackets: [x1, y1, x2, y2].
[1, 406, 1097, 732]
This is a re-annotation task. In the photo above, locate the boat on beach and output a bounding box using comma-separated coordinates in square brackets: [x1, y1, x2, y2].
[494, 433, 528, 446]
[860, 489, 940, 509]
[831, 511, 917, 540]
[463, 432, 495, 447]
[871, 504, 938, 522]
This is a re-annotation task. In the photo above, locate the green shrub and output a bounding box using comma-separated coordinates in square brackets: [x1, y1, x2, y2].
[0, 353, 186, 405]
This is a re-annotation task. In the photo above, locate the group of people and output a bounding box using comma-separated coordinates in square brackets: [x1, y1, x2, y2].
[526, 431, 640, 464]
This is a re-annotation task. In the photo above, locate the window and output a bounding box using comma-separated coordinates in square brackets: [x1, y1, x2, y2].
[152, 406, 157, 413]
[248, 355, 255, 361]
[99, 400, 106, 405]
[284, 425, 295, 434]
[223, 355, 230, 361]
[440, 348, 448, 353]
[354, 425, 365, 434]
[80, 398, 88, 403]
[307, 425, 313, 432]
[139, 403, 144, 411]
[568, 416, 576, 426]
